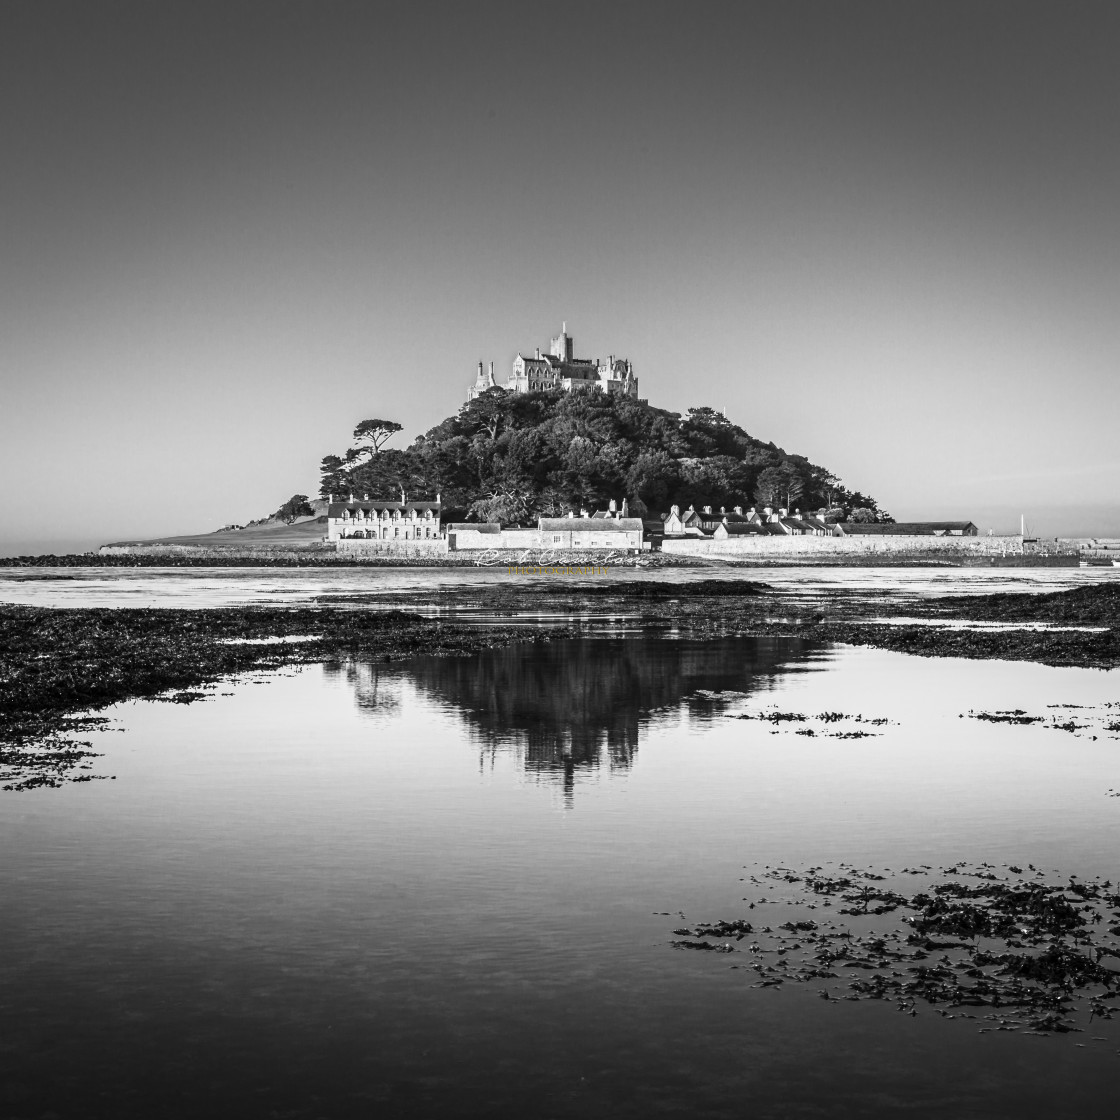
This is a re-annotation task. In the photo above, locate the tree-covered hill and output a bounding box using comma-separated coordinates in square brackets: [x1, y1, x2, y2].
[319, 389, 887, 524]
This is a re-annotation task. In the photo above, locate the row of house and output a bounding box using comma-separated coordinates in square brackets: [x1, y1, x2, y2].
[325, 495, 977, 549]
[326, 498, 442, 540]
[656, 504, 977, 541]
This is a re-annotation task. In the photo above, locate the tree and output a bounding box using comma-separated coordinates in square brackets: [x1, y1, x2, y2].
[780, 468, 805, 511]
[752, 462, 805, 510]
[319, 455, 347, 498]
[848, 507, 877, 523]
[318, 392, 886, 525]
[348, 448, 425, 501]
[273, 494, 315, 523]
[350, 418, 403, 462]
[469, 490, 532, 525]
[460, 387, 510, 442]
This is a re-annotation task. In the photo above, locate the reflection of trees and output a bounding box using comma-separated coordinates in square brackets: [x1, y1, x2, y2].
[404, 636, 819, 804]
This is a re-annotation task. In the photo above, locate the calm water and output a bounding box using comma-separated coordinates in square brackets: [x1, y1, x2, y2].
[2, 563, 1118, 610]
[3, 633, 1120, 1118]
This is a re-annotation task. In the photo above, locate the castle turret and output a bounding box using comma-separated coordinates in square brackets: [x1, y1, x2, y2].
[550, 322, 573, 362]
[467, 359, 496, 402]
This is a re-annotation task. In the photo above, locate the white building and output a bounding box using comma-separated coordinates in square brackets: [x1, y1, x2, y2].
[326, 498, 441, 541]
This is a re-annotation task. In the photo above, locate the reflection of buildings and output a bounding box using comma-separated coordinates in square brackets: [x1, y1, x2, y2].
[333, 637, 820, 806]
[322, 660, 403, 716]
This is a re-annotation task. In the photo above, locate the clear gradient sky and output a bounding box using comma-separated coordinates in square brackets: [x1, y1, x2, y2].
[2, 0, 1118, 554]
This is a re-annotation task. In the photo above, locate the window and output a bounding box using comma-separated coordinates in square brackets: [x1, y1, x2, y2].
[553, 535, 563, 544]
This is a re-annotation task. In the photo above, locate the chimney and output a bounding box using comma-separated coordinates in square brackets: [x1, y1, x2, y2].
[568, 511, 575, 518]
[763, 506, 772, 518]
[720, 506, 726, 515]
[535, 347, 541, 359]
[779, 508, 788, 518]
[671, 504, 680, 516]
[621, 498, 629, 518]
[348, 492, 354, 503]
[733, 506, 743, 516]
[703, 505, 712, 515]
[608, 498, 618, 513]
[792, 508, 801, 519]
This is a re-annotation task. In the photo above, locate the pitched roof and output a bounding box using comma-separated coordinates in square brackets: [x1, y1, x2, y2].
[538, 518, 644, 532]
[838, 521, 977, 534]
[328, 500, 440, 517]
[716, 523, 766, 536]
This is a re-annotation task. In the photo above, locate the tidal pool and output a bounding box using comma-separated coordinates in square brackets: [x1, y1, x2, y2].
[3, 635, 1120, 1118]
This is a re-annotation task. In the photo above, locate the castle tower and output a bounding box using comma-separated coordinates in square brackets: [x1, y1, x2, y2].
[550, 321, 573, 363]
[467, 359, 496, 402]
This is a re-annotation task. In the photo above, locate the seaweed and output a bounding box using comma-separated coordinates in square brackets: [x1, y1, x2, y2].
[0, 604, 573, 791]
[670, 861, 1120, 1039]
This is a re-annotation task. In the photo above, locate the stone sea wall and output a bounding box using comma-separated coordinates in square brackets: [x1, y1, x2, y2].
[98, 542, 336, 557]
[661, 534, 1031, 559]
[335, 538, 449, 558]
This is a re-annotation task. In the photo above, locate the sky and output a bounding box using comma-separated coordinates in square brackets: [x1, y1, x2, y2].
[2, 0, 1119, 555]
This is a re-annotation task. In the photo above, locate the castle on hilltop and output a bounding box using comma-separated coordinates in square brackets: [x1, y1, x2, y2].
[468, 324, 643, 403]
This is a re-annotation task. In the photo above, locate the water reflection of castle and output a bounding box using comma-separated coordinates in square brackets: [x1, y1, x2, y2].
[330, 636, 821, 805]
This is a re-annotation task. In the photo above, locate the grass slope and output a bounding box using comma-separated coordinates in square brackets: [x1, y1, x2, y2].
[103, 516, 329, 549]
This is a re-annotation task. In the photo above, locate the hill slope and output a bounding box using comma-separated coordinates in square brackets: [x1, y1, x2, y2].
[322, 391, 886, 524]
[104, 517, 329, 550]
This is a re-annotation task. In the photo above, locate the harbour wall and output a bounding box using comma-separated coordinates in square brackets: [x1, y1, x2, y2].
[660, 534, 1035, 560]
